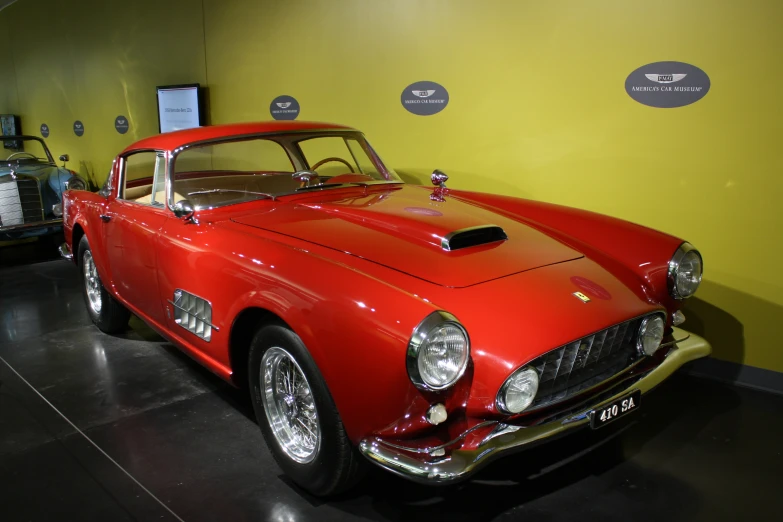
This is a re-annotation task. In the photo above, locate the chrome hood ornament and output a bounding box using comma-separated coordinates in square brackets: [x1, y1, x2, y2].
[430, 169, 449, 202]
[431, 169, 448, 188]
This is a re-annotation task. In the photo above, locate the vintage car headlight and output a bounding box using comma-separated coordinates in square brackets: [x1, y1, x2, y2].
[65, 176, 87, 191]
[668, 243, 703, 299]
[52, 203, 63, 217]
[407, 311, 470, 391]
[497, 366, 539, 414]
[637, 314, 665, 356]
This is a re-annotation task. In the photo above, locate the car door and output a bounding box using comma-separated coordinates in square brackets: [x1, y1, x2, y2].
[102, 150, 170, 325]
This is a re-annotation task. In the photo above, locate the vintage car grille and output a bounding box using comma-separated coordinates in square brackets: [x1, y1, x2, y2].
[528, 316, 648, 410]
[0, 178, 44, 226]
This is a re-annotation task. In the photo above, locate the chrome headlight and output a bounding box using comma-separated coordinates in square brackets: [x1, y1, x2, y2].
[668, 243, 703, 299]
[497, 366, 539, 414]
[407, 311, 470, 391]
[65, 176, 87, 191]
[637, 314, 665, 356]
[52, 203, 63, 217]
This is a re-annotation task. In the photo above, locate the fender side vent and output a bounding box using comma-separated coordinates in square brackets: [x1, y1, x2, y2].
[442, 225, 508, 251]
[168, 289, 219, 342]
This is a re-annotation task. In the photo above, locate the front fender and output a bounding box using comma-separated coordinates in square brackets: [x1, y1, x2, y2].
[452, 190, 686, 321]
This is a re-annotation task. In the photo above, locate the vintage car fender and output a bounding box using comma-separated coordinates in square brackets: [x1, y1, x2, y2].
[450, 190, 686, 319]
[151, 218, 449, 443]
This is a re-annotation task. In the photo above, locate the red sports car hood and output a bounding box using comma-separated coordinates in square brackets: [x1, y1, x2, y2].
[232, 185, 582, 287]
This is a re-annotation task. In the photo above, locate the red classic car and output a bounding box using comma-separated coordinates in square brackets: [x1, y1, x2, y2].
[60, 121, 711, 495]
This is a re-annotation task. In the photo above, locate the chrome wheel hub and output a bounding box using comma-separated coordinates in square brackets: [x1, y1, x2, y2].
[261, 347, 320, 463]
[82, 251, 102, 314]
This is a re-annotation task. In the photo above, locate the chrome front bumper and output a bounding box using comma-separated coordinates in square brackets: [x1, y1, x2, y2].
[0, 218, 63, 239]
[358, 328, 711, 483]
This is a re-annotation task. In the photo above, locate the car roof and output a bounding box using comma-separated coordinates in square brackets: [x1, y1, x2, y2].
[122, 121, 358, 154]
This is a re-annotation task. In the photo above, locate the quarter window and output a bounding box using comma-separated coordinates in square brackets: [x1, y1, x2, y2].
[122, 151, 167, 206]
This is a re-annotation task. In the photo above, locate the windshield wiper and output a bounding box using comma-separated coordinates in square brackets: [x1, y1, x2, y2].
[295, 180, 403, 192]
[187, 189, 277, 200]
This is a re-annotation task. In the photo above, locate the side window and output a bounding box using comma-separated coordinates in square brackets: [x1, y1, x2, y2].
[122, 151, 167, 206]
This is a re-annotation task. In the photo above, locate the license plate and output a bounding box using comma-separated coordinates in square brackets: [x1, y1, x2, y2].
[590, 390, 641, 429]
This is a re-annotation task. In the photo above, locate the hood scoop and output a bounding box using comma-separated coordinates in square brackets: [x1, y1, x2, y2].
[231, 185, 583, 287]
[442, 225, 508, 251]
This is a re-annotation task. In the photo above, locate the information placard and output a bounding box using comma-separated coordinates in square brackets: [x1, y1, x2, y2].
[156, 84, 203, 133]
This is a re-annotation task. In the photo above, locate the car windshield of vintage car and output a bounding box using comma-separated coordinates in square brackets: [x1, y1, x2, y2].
[172, 132, 400, 209]
[0, 137, 52, 164]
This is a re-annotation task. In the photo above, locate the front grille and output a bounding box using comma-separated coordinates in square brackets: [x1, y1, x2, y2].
[528, 315, 652, 410]
[17, 178, 44, 223]
[0, 178, 44, 226]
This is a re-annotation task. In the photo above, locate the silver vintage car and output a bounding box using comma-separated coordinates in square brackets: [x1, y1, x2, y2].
[0, 135, 87, 241]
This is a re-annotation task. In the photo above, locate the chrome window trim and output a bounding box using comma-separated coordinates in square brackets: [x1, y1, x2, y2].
[667, 242, 703, 300]
[406, 311, 471, 392]
[165, 129, 398, 212]
[117, 148, 169, 205]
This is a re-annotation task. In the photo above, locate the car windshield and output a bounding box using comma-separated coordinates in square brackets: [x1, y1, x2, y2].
[172, 131, 401, 209]
[0, 137, 52, 163]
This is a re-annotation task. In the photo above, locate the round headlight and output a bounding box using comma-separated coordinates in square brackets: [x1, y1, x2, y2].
[668, 243, 702, 299]
[637, 314, 665, 356]
[497, 366, 539, 414]
[407, 312, 470, 391]
[66, 176, 87, 191]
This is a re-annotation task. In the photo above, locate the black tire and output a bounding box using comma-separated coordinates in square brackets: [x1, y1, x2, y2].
[77, 235, 130, 334]
[248, 324, 365, 496]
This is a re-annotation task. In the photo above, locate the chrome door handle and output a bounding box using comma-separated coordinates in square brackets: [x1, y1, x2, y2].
[99, 214, 112, 223]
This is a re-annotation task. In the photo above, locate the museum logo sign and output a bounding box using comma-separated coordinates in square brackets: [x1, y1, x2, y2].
[40, 123, 49, 138]
[73, 120, 85, 137]
[115, 115, 129, 134]
[625, 61, 710, 108]
[270, 95, 300, 120]
[401, 81, 449, 115]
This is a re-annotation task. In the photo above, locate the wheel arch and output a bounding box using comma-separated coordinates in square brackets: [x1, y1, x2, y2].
[71, 222, 85, 264]
[228, 306, 290, 389]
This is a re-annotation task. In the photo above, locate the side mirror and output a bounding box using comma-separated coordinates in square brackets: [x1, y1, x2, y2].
[173, 200, 198, 224]
[431, 169, 448, 188]
[59, 154, 69, 168]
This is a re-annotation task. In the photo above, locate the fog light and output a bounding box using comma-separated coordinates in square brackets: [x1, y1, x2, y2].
[637, 315, 665, 356]
[52, 203, 63, 217]
[426, 403, 447, 425]
[672, 310, 686, 326]
[497, 366, 539, 414]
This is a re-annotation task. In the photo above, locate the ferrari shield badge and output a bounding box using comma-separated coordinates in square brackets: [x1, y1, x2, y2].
[573, 291, 591, 303]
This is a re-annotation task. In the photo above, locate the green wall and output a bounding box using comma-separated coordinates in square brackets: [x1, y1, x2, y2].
[1, 0, 781, 373]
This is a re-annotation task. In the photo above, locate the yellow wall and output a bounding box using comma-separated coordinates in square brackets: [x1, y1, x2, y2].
[1, 0, 781, 373]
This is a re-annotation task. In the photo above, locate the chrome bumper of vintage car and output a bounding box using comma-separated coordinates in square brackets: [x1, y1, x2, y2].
[58, 242, 73, 261]
[358, 327, 711, 484]
[0, 218, 63, 232]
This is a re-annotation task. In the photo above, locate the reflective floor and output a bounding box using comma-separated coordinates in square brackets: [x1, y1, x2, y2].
[1, 245, 782, 521]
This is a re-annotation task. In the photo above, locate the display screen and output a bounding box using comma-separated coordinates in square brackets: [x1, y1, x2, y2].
[157, 85, 202, 133]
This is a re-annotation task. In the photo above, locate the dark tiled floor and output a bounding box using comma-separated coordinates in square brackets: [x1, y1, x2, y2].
[1, 247, 782, 521]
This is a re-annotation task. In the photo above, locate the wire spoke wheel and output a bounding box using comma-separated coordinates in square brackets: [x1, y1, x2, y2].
[261, 347, 320, 463]
[82, 250, 102, 314]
